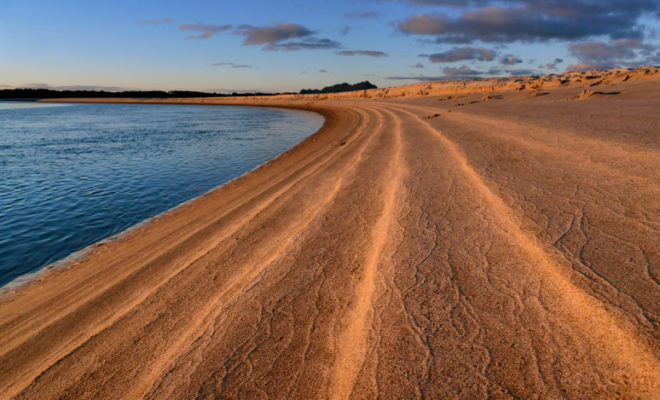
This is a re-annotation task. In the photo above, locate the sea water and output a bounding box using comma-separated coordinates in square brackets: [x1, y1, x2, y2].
[0, 101, 323, 286]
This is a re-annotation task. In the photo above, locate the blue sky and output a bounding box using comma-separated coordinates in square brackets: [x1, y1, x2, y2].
[1, 0, 659, 92]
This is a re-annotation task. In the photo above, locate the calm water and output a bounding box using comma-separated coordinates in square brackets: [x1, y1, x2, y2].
[0, 101, 323, 286]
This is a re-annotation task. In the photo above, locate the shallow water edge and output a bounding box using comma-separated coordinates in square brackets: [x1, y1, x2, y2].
[0, 102, 326, 294]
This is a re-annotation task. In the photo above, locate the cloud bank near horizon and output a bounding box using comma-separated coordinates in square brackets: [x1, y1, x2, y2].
[393, 0, 660, 76]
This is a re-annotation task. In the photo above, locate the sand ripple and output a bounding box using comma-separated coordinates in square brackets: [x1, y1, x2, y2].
[1, 69, 659, 399]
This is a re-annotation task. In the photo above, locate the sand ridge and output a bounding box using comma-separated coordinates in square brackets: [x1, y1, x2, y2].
[384, 102, 658, 387]
[1, 68, 659, 398]
[328, 105, 405, 400]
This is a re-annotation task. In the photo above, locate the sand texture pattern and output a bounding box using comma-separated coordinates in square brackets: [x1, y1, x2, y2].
[1, 67, 659, 399]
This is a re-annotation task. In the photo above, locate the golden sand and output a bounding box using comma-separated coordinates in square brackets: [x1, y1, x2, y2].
[1, 67, 659, 399]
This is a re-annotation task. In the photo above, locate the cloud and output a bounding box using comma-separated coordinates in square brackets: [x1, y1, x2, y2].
[266, 38, 340, 51]
[345, 11, 380, 18]
[22, 83, 130, 91]
[543, 58, 564, 70]
[646, 51, 660, 65]
[212, 62, 253, 68]
[566, 62, 594, 72]
[385, 70, 484, 81]
[571, 41, 634, 63]
[442, 65, 481, 76]
[403, 0, 488, 5]
[319, 69, 328, 73]
[207, 88, 263, 94]
[336, 50, 388, 57]
[179, 23, 232, 39]
[567, 38, 655, 70]
[569, 40, 634, 67]
[341, 25, 351, 35]
[499, 55, 522, 65]
[384, 75, 448, 81]
[22, 83, 50, 89]
[412, 63, 425, 68]
[490, 66, 539, 76]
[398, 13, 449, 35]
[504, 68, 535, 75]
[235, 23, 313, 45]
[179, 21, 340, 51]
[397, 1, 660, 43]
[426, 46, 495, 62]
[137, 18, 173, 26]
[232, 23, 339, 51]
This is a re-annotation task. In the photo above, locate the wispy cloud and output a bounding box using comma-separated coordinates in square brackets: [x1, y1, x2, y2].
[499, 55, 523, 65]
[179, 23, 232, 39]
[345, 11, 380, 19]
[137, 18, 173, 26]
[336, 50, 388, 57]
[206, 88, 264, 94]
[400, 0, 483, 7]
[424, 46, 495, 62]
[442, 65, 481, 76]
[542, 58, 564, 70]
[386, 69, 489, 82]
[21, 83, 131, 91]
[267, 38, 340, 51]
[488, 67, 537, 76]
[221, 22, 340, 51]
[212, 62, 253, 68]
[235, 23, 313, 45]
[178, 21, 340, 50]
[384, 75, 447, 81]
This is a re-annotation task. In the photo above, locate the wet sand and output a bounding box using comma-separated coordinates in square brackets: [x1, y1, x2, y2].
[1, 68, 659, 398]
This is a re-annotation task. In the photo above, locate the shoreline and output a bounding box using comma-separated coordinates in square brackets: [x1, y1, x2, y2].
[2, 69, 659, 398]
[0, 104, 326, 296]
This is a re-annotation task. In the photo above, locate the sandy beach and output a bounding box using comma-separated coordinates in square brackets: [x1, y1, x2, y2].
[1, 67, 659, 398]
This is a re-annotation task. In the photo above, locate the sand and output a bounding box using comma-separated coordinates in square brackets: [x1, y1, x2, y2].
[1, 67, 659, 399]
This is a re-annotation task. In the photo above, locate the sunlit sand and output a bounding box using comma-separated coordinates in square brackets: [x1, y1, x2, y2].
[1, 67, 658, 398]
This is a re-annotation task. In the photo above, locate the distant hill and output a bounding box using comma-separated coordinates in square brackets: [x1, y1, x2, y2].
[300, 81, 377, 95]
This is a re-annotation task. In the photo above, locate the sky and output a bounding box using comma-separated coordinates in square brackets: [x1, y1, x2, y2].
[1, 0, 659, 92]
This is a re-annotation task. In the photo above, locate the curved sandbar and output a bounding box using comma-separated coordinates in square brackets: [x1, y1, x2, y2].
[1, 68, 659, 398]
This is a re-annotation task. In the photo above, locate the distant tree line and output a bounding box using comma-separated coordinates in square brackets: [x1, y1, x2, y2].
[0, 88, 274, 100]
[0, 82, 378, 100]
[300, 81, 377, 94]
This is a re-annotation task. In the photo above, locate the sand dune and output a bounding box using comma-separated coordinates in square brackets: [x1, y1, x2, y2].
[1, 68, 659, 398]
